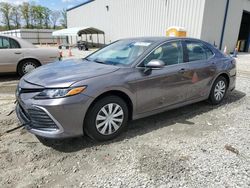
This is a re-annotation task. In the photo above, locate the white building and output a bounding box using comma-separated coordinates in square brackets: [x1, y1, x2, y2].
[67, 0, 250, 52]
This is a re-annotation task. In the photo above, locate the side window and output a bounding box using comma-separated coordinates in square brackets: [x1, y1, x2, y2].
[0, 37, 20, 49]
[186, 41, 214, 62]
[0, 37, 10, 49]
[143, 41, 183, 66]
[9, 38, 20, 48]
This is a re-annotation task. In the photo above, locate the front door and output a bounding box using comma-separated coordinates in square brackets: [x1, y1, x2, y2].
[134, 40, 193, 114]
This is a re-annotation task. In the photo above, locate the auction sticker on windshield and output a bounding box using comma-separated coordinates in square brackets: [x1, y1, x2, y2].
[134, 42, 151, 47]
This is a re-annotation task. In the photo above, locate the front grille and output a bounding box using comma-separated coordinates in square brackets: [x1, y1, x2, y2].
[27, 108, 58, 130]
[18, 104, 30, 123]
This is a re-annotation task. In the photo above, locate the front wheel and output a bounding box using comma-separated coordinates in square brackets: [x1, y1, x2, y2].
[209, 76, 228, 105]
[84, 96, 128, 141]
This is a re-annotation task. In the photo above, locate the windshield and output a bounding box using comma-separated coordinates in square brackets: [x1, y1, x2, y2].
[86, 40, 153, 66]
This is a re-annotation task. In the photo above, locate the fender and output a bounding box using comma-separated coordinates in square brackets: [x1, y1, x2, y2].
[209, 71, 230, 93]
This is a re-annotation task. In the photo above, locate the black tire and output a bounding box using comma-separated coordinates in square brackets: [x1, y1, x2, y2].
[209, 76, 228, 105]
[84, 96, 128, 142]
[17, 59, 40, 77]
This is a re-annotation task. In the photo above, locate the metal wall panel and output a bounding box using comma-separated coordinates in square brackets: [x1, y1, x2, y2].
[67, 0, 206, 44]
[199, 0, 250, 52]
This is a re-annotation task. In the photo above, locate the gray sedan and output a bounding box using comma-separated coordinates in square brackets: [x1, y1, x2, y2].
[16, 37, 236, 142]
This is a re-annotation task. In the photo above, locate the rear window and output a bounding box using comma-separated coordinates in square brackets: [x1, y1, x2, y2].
[9, 38, 20, 48]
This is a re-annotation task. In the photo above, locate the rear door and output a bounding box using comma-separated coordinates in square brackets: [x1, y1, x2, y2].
[183, 40, 217, 100]
[0, 36, 23, 73]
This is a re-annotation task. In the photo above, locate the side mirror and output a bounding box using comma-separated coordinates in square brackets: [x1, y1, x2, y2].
[143, 59, 164, 74]
[145, 59, 165, 70]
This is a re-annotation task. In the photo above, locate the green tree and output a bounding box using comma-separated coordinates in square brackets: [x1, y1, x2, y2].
[0, 25, 5, 31]
[11, 5, 21, 29]
[43, 7, 51, 29]
[1, 2, 64, 30]
[30, 3, 37, 28]
[30, 5, 48, 29]
[21, 2, 30, 28]
[0, 2, 12, 30]
[35, 5, 45, 28]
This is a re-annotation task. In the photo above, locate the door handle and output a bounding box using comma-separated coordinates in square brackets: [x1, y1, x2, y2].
[178, 68, 186, 74]
[14, 52, 22, 54]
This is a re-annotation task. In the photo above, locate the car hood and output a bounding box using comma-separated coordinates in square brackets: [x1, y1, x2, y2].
[23, 59, 120, 88]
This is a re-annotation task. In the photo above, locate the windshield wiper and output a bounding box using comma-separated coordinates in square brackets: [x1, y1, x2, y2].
[84, 58, 105, 64]
[94, 60, 106, 64]
[88, 59, 121, 66]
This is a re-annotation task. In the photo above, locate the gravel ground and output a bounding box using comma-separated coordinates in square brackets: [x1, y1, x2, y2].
[0, 53, 249, 188]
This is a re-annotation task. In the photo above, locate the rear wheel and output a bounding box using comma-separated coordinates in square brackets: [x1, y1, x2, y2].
[17, 59, 40, 76]
[84, 96, 128, 141]
[209, 76, 228, 105]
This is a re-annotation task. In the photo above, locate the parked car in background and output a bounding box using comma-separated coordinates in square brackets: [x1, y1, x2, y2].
[58, 41, 88, 51]
[77, 41, 88, 51]
[0, 34, 60, 76]
[16, 37, 236, 142]
[58, 43, 70, 50]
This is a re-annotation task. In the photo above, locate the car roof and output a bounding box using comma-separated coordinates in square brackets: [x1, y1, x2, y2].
[119, 36, 210, 44]
[121, 36, 174, 42]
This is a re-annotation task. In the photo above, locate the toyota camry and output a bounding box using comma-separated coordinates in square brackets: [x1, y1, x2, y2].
[16, 37, 236, 142]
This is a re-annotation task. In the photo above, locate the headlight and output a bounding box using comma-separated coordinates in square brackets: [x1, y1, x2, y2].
[34, 86, 86, 99]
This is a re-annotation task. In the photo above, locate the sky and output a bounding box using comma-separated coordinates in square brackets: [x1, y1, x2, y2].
[0, 0, 89, 10]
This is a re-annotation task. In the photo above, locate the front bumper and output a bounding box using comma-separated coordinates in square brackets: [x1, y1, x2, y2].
[229, 75, 236, 92]
[16, 93, 93, 139]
